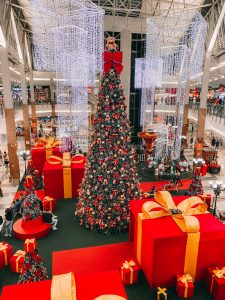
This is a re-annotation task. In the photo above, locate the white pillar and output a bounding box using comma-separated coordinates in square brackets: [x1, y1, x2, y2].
[30, 71, 35, 103]
[20, 64, 31, 149]
[120, 29, 132, 116]
[20, 64, 28, 105]
[0, 47, 20, 184]
[0, 48, 13, 109]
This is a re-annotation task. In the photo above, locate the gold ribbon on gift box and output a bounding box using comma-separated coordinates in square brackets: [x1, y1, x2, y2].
[0, 243, 8, 266]
[48, 153, 85, 199]
[137, 191, 208, 280]
[43, 196, 54, 211]
[14, 250, 25, 272]
[34, 137, 60, 159]
[121, 260, 136, 284]
[157, 287, 167, 300]
[51, 272, 76, 300]
[210, 266, 225, 293]
[178, 274, 193, 298]
[94, 296, 127, 300]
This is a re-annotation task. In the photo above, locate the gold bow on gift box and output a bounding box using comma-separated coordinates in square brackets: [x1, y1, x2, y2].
[0, 243, 8, 266]
[34, 137, 60, 159]
[48, 153, 85, 198]
[14, 250, 26, 272]
[137, 191, 208, 280]
[210, 267, 225, 293]
[157, 287, 167, 300]
[51, 272, 76, 300]
[121, 260, 136, 284]
[177, 274, 193, 298]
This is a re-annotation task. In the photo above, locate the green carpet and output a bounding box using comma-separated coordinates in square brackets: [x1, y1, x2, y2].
[0, 199, 213, 299]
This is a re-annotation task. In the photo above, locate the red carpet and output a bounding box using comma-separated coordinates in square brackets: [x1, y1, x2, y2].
[140, 179, 192, 192]
[1, 271, 127, 300]
[53, 242, 137, 276]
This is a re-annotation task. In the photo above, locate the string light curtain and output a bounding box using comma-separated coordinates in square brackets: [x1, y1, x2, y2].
[31, 0, 104, 150]
[135, 10, 207, 162]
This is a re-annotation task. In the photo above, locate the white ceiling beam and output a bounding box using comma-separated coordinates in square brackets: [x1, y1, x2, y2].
[207, 2, 225, 53]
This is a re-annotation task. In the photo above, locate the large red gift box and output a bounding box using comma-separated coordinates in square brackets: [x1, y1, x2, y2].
[130, 192, 225, 287]
[120, 260, 139, 285]
[10, 250, 25, 273]
[0, 242, 13, 269]
[206, 267, 225, 300]
[176, 274, 194, 298]
[43, 153, 86, 199]
[24, 238, 37, 252]
[1, 270, 128, 300]
[31, 138, 62, 173]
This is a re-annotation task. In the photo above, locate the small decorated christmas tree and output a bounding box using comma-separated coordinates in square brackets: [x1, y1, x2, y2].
[188, 175, 203, 196]
[18, 240, 48, 284]
[22, 191, 42, 222]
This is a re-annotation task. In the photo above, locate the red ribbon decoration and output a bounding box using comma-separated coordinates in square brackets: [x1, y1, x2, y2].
[104, 51, 123, 75]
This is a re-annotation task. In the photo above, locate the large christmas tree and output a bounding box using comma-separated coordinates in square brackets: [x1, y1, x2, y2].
[18, 249, 48, 283]
[75, 42, 140, 234]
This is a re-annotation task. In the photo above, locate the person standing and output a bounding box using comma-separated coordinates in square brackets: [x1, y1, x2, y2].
[211, 136, 216, 148]
[215, 138, 220, 150]
[0, 150, 3, 166]
[0, 181, 3, 197]
[5, 208, 13, 237]
[3, 151, 8, 168]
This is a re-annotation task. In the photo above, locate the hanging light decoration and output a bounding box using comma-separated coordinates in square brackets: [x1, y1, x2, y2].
[31, 0, 104, 150]
[136, 10, 207, 162]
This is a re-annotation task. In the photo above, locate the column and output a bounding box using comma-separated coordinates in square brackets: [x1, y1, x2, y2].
[50, 78, 56, 117]
[196, 52, 211, 143]
[30, 71, 36, 121]
[0, 47, 20, 185]
[29, 71, 38, 138]
[120, 30, 132, 117]
[182, 81, 190, 137]
[20, 64, 31, 150]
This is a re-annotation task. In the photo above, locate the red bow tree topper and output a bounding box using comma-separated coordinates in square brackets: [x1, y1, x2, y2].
[104, 51, 123, 75]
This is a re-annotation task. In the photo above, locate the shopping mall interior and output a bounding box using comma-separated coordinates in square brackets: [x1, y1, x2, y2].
[1, 0, 225, 299]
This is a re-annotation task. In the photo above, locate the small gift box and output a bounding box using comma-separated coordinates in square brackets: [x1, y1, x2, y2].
[24, 175, 35, 190]
[120, 260, 138, 285]
[10, 250, 25, 273]
[42, 196, 56, 212]
[156, 287, 168, 300]
[176, 274, 194, 298]
[0, 242, 13, 269]
[24, 238, 37, 253]
[206, 267, 225, 300]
